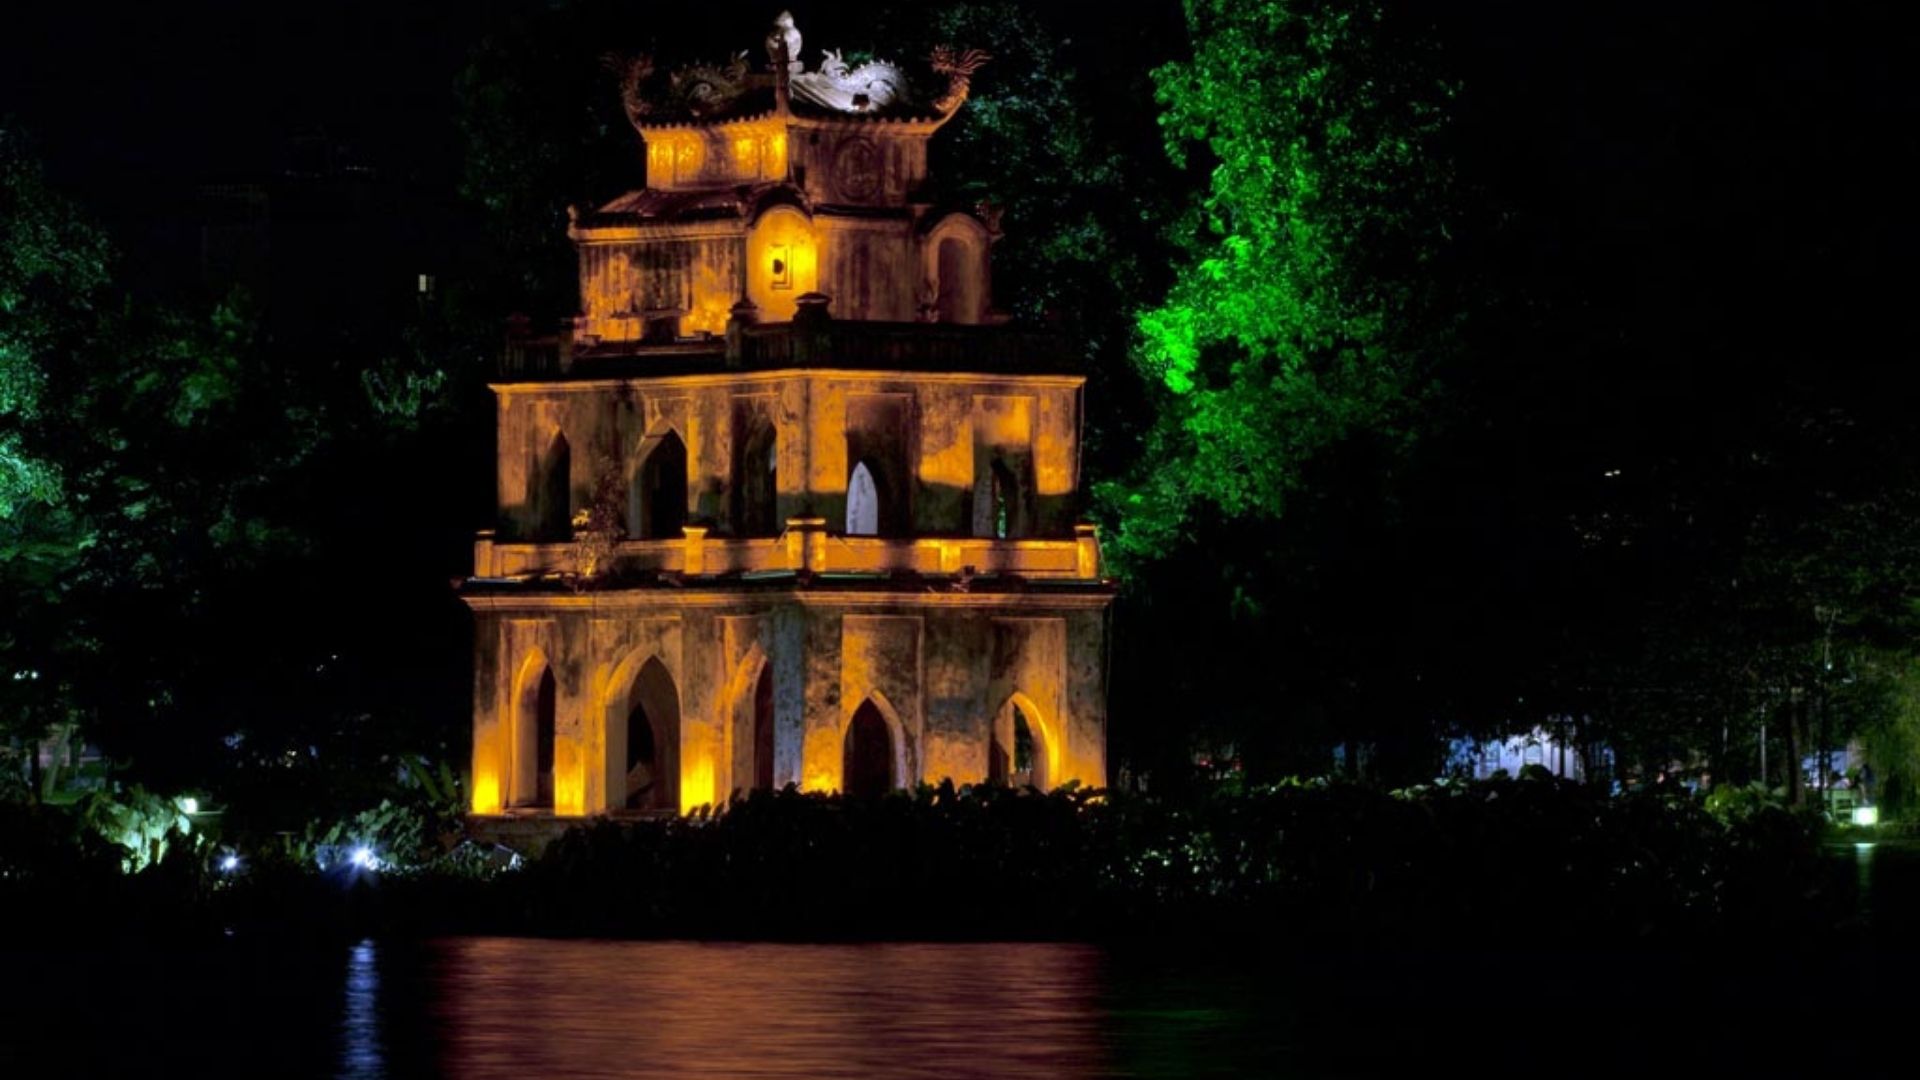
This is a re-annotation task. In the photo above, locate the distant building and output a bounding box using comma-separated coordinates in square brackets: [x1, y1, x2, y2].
[1446, 725, 1606, 782]
[460, 14, 1114, 820]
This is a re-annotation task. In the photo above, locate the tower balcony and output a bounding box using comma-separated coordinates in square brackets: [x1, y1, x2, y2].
[502, 312, 1071, 381]
[471, 521, 1104, 584]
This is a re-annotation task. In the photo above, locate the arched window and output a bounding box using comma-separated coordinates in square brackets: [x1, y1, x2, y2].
[843, 700, 893, 797]
[622, 657, 680, 810]
[992, 698, 1051, 791]
[752, 664, 775, 792]
[973, 453, 1030, 539]
[1013, 705, 1036, 778]
[632, 431, 688, 540]
[537, 432, 571, 541]
[848, 245, 872, 317]
[512, 662, 557, 809]
[625, 704, 656, 803]
[846, 460, 880, 536]
[936, 237, 979, 324]
[735, 423, 779, 537]
[990, 459, 1017, 539]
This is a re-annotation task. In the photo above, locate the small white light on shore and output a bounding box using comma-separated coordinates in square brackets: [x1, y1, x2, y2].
[179, 797, 199, 815]
[219, 854, 240, 873]
[351, 846, 377, 870]
[1852, 805, 1879, 827]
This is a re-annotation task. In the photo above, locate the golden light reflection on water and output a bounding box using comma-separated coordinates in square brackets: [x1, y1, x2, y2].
[432, 939, 1114, 1079]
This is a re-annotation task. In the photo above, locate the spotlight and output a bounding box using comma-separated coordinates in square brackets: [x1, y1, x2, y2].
[218, 854, 240, 873]
[179, 797, 199, 815]
[351, 846, 377, 870]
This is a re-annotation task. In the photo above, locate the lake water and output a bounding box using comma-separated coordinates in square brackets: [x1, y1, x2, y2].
[5, 844, 1915, 1077]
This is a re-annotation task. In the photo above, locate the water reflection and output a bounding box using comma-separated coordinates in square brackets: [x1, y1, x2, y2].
[433, 939, 1116, 1079]
[341, 938, 384, 1079]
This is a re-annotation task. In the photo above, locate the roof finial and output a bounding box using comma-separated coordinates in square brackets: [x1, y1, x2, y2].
[930, 47, 992, 115]
[767, 11, 801, 112]
[767, 12, 803, 75]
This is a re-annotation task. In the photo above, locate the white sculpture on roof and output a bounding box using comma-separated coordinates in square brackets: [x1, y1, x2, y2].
[792, 46, 912, 114]
[766, 10, 803, 73]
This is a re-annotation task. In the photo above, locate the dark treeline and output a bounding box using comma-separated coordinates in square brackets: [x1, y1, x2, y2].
[2, 0, 1917, 837]
[0, 781, 1868, 947]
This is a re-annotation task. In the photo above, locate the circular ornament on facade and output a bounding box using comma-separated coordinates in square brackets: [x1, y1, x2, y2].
[833, 138, 881, 200]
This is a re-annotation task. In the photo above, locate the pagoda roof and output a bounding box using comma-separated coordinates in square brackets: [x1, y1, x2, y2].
[582, 182, 795, 228]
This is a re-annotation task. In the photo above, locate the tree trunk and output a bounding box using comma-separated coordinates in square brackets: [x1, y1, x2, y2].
[1786, 694, 1805, 807]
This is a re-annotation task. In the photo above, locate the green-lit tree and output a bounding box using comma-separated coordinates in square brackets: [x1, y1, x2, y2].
[1098, 0, 1465, 783]
[0, 126, 110, 796]
[1110, 0, 1459, 560]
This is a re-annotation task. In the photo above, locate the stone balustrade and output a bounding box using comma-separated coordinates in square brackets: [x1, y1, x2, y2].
[471, 520, 1102, 581]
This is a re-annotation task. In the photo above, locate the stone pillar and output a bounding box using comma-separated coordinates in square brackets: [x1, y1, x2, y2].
[785, 516, 808, 570]
[473, 529, 496, 577]
[783, 516, 829, 573]
[682, 525, 709, 576]
[806, 524, 829, 573]
[785, 516, 828, 572]
[1075, 523, 1101, 579]
[792, 292, 832, 365]
[725, 299, 758, 367]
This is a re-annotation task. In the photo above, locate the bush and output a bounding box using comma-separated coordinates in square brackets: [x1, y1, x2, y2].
[1, 775, 1846, 945]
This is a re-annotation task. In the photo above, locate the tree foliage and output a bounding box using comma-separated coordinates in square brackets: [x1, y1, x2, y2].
[1, 127, 476, 821]
[1112, 0, 1458, 560]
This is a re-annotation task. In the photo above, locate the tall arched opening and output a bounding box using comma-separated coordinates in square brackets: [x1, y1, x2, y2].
[734, 421, 779, 537]
[843, 700, 894, 798]
[752, 663, 775, 792]
[992, 696, 1053, 791]
[936, 237, 983, 324]
[620, 657, 680, 811]
[535, 432, 571, 540]
[511, 658, 557, 809]
[631, 431, 688, 540]
[846, 460, 881, 536]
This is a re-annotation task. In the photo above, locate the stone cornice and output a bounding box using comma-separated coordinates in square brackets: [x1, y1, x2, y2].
[490, 367, 1086, 394]
[461, 587, 1116, 614]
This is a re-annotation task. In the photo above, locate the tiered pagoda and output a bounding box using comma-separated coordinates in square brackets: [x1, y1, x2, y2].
[462, 13, 1113, 819]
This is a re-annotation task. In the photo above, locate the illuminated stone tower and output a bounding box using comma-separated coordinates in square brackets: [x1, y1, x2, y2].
[462, 14, 1113, 821]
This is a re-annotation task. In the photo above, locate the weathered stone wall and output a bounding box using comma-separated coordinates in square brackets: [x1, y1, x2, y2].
[574, 205, 990, 337]
[642, 120, 792, 191]
[469, 593, 1110, 816]
[784, 124, 933, 208]
[492, 371, 1085, 543]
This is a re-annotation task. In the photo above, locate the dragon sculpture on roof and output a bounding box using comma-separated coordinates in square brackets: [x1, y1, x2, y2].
[606, 13, 990, 128]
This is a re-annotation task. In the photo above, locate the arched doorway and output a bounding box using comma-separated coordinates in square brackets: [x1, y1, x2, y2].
[536, 432, 571, 540]
[735, 422, 778, 537]
[511, 660, 556, 809]
[936, 236, 978, 323]
[843, 700, 893, 797]
[621, 657, 680, 810]
[990, 459, 1017, 539]
[632, 431, 688, 540]
[846, 460, 880, 536]
[992, 697, 1052, 791]
[752, 663, 775, 792]
[988, 731, 1010, 786]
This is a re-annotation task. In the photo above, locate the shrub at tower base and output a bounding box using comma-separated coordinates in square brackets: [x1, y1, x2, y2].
[4, 776, 1856, 945]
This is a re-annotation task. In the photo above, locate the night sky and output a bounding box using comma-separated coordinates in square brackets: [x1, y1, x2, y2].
[6, 2, 1909, 309]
